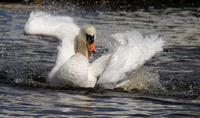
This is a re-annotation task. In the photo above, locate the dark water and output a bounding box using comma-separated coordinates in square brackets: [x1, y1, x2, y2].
[0, 2, 200, 117]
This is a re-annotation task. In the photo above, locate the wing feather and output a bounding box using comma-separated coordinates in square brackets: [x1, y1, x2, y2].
[97, 30, 164, 89]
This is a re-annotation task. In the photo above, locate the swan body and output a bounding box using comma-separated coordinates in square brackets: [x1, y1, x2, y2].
[24, 11, 164, 90]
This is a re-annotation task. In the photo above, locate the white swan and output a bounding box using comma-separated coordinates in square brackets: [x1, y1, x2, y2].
[24, 11, 164, 90]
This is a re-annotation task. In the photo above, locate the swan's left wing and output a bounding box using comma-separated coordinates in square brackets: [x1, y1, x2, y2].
[97, 30, 164, 89]
[89, 54, 112, 78]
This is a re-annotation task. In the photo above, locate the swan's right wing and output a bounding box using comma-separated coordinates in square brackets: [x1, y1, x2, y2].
[24, 11, 79, 41]
[97, 30, 164, 89]
[24, 11, 80, 85]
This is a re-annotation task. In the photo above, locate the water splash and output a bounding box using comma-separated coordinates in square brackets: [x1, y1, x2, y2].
[116, 67, 161, 91]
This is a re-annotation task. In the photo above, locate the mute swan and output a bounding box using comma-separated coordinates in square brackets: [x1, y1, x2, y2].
[24, 11, 164, 90]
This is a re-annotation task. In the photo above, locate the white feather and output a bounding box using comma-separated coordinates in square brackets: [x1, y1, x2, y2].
[97, 31, 164, 89]
[24, 11, 165, 90]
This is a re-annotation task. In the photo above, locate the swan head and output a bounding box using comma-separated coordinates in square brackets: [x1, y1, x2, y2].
[78, 25, 96, 59]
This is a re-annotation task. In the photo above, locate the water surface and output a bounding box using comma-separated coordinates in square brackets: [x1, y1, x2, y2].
[0, 2, 200, 117]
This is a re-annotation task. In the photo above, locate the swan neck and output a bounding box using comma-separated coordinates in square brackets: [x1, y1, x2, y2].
[76, 37, 88, 58]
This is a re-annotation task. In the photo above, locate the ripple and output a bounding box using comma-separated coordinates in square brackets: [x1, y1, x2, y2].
[0, 3, 200, 117]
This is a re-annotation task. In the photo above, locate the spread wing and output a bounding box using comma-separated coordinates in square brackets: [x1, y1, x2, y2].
[97, 30, 164, 89]
[24, 11, 80, 85]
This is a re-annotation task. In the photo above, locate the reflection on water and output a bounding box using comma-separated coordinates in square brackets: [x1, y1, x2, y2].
[0, 2, 200, 117]
[0, 83, 200, 117]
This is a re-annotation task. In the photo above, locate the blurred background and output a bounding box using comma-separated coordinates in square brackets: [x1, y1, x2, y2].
[1, 0, 200, 11]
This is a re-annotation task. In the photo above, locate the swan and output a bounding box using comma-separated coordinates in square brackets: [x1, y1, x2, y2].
[24, 11, 164, 90]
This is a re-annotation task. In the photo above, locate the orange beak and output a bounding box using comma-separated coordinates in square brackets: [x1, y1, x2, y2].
[87, 39, 96, 59]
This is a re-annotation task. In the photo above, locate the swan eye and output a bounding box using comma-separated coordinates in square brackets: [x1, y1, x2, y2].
[86, 34, 94, 44]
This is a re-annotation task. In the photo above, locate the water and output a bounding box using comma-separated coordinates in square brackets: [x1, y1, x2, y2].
[0, 2, 200, 117]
